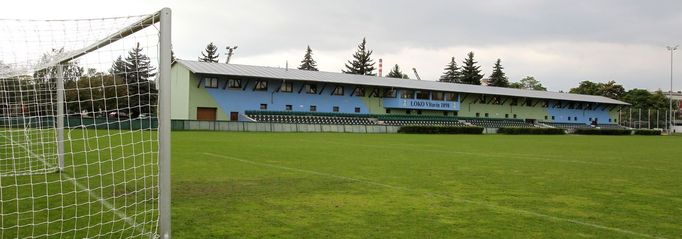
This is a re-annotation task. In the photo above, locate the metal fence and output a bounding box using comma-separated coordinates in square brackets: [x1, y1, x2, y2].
[171, 120, 402, 133]
[617, 109, 680, 129]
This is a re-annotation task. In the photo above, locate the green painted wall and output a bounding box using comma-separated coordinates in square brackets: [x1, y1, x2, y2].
[187, 73, 229, 121]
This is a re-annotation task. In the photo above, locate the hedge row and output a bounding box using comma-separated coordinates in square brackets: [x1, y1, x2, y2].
[397, 126, 484, 134]
[573, 129, 632, 135]
[634, 129, 662, 135]
[497, 127, 565, 135]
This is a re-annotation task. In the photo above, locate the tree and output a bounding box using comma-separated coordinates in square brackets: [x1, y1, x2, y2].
[488, 59, 509, 87]
[440, 57, 461, 83]
[343, 38, 376, 76]
[621, 89, 652, 109]
[570, 81, 600, 95]
[597, 80, 625, 99]
[510, 76, 547, 91]
[118, 43, 157, 117]
[298, 45, 319, 71]
[110, 56, 127, 76]
[65, 74, 128, 115]
[460, 52, 483, 85]
[198, 42, 220, 63]
[386, 64, 409, 79]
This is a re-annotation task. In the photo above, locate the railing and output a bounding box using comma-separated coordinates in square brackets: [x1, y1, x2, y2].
[171, 120, 401, 133]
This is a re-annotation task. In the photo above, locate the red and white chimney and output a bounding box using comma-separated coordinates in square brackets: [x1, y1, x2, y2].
[378, 58, 383, 77]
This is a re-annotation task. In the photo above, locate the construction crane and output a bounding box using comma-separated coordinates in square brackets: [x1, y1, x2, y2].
[412, 68, 422, 80]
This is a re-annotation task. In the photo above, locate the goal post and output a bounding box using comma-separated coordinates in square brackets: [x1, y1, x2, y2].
[0, 8, 172, 238]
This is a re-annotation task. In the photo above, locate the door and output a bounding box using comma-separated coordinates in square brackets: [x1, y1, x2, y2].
[230, 112, 239, 121]
[196, 107, 217, 121]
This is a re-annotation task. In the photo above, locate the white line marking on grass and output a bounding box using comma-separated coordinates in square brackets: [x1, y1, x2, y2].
[0, 133, 145, 235]
[303, 140, 679, 173]
[204, 152, 666, 239]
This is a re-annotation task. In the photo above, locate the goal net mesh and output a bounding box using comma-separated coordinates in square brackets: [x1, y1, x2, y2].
[0, 13, 162, 238]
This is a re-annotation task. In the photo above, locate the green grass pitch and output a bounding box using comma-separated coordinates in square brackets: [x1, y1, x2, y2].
[172, 132, 681, 238]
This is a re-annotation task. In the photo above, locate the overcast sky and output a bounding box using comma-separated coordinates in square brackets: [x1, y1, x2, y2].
[3, 0, 682, 91]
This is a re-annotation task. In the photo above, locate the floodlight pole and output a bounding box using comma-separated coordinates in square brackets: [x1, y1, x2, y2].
[667, 45, 678, 134]
[56, 65, 65, 171]
[158, 7, 172, 239]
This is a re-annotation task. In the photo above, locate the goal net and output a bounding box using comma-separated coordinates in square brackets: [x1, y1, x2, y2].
[0, 9, 171, 238]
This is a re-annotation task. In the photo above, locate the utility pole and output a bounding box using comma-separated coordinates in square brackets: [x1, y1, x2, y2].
[666, 45, 678, 134]
[226, 45, 238, 64]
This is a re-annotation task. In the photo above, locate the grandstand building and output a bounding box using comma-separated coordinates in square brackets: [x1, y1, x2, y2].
[171, 60, 629, 129]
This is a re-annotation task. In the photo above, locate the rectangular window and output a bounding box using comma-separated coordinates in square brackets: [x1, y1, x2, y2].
[453, 111, 458, 116]
[227, 79, 241, 89]
[416, 90, 430, 100]
[354, 107, 361, 113]
[352, 87, 365, 97]
[310, 105, 317, 112]
[385, 109, 391, 114]
[485, 113, 489, 118]
[254, 80, 268, 91]
[417, 110, 422, 115]
[285, 105, 292, 111]
[544, 115, 548, 120]
[260, 104, 267, 110]
[476, 112, 480, 117]
[370, 88, 381, 97]
[305, 84, 318, 94]
[333, 106, 340, 112]
[280, 82, 293, 92]
[432, 92, 444, 101]
[542, 100, 549, 108]
[444, 93, 457, 101]
[609, 118, 612, 122]
[510, 98, 518, 106]
[204, 77, 219, 88]
[505, 114, 509, 118]
[406, 110, 411, 115]
[513, 114, 517, 119]
[525, 99, 533, 106]
[551, 116, 555, 120]
[400, 89, 414, 99]
[443, 111, 448, 116]
[332, 86, 344, 95]
[383, 89, 397, 98]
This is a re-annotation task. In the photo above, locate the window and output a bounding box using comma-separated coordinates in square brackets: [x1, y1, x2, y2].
[370, 88, 381, 97]
[332, 86, 344, 96]
[385, 109, 391, 114]
[453, 111, 458, 116]
[254, 80, 268, 91]
[510, 98, 519, 106]
[551, 116, 555, 120]
[542, 100, 550, 108]
[285, 105, 292, 111]
[352, 87, 365, 97]
[525, 99, 533, 106]
[400, 90, 414, 99]
[333, 106, 340, 112]
[476, 113, 480, 117]
[614, 119, 617, 123]
[505, 114, 509, 118]
[485, 113, 489, 118]
[479, 95, 487, 103]
[444, 93, 457, 102]
[416, 90, 430, 100]
[443, 111, 449, 116]
[417, 110, 422, 115]
[383, 89, 397, 98]
[280, 82, 293, 92]
[260, 104, 267, 110]
[204, 77, 219, 88]
[406, 110, 412, 115]
[609, 118, 612, 123]
[227, 79, 241, 89]
[305, 84, 317, 94]
[568, 102, 575, 109]
[544, 115, 548, 120]
[589, 118, 592, 122]
[513, 114, 517, 119]
[432, 92, 444, 101]
[310, 105, 317, 112]
[355, 107, 361, 113]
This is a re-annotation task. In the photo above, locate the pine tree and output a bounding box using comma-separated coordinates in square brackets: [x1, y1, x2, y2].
[198, 42, 220, 63]
[123, 42, 157, 117]
[343, 38, 376, 76]
[110, 56, 127, 76]
[440, 57, 461, 83]
[488, 59, 509, 87]
[460, 52, 484, 85]
[298, 45, 319, 71]
[386, 64, 409, 79]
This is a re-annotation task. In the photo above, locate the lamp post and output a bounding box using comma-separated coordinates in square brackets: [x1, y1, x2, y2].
[225, 45, 238, 64]
[667, 45, 678, 134]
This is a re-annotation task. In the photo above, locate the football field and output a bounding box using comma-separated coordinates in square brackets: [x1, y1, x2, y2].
[172, 132, 682, 238]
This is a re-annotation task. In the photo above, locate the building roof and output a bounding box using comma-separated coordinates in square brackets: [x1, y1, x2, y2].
[175, 60, 628, 105]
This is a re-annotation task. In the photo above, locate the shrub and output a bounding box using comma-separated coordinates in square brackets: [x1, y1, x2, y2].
[573, 128, 632, 135]
[398, 126, 483, 134]
[634, 129, 662, 135]
[497, 127, 565, 135]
